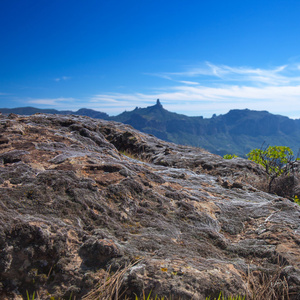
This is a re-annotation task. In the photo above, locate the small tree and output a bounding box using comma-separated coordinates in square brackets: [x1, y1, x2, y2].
[247, 145, 299, 193]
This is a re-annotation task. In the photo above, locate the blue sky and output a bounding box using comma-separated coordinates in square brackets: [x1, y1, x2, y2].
[1, 0, 300, 118]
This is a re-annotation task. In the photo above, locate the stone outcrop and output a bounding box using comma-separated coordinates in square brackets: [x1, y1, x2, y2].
[0, 113, 299, 299]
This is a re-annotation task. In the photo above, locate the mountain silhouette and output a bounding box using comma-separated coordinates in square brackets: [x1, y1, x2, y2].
[1, 101, 299, 156]
[112, 100, 300, 156]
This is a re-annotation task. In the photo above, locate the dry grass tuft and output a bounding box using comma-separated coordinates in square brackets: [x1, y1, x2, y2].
[120, 150, 152, 163]
[82, 260, 141, 300]
[246, 267, 290, 300]
[81, 259, 293, 300]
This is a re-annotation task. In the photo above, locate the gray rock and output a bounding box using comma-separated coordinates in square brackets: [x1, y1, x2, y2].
[0, 113, 299, 299]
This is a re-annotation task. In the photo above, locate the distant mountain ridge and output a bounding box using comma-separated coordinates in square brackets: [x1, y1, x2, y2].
[0, 106, 110, 120]
[1, 100, 300, 156]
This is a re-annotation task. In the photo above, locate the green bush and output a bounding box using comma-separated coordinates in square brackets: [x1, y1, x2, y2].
[223, 154, 238, 159]
[246, 145, 299, 193]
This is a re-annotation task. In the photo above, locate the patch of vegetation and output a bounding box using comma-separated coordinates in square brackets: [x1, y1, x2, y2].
[132, 292, 245, 300]
[223, 154, 238, 159]
[23, 267, 291, 300]
[224, 145, 300, 199]
[205, 293, 245, 300]
[120, 150, 152, 163]
[120, 150, 138, 160]
[26, 291, 35, 300]
[246, 145, 298, 192]
[82, 260, 140, 300]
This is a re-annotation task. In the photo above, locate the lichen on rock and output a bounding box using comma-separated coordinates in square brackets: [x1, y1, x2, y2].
[0, 113, 299, 299]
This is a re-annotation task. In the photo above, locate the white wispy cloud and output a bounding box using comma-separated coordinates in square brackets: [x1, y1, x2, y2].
[54, 76, 71, 82]
[156, 62, 300, 86]
[24, 62, 300, 118]
[179, 80, 200, 85]
[86, 62, 300, 118]
[28, 97, 75, 106]
[92, 84, 300, 105]
[143, 72, 173, 80]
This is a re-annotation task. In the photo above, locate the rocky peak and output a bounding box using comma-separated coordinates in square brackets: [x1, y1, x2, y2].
[0, 113, 299, 299]
[146, 98, 164, 112]
[155, 98, 163, 107]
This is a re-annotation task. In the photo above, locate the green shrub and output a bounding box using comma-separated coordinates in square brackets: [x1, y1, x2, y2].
[223, 154, 238, 159]
[247, 145, 299, 193]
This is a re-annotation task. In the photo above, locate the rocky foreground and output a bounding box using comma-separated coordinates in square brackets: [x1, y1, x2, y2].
[0, 113, 299, 299]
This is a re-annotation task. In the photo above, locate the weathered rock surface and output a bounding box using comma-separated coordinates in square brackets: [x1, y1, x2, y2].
[0, 113, 299, 299]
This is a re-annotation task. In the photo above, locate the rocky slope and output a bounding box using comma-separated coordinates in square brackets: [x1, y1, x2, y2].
[0, 113, 300, 299]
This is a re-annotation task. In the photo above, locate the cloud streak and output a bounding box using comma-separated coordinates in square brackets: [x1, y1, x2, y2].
[54, 76, 71, 82]
[23, 62, 300, 118]
[158, 62, 300, 86]
[87, 62, 300, 118]
[28, 97, 75, 106]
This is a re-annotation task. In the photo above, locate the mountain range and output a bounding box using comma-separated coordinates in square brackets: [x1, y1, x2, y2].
[1, 99, 300, 156]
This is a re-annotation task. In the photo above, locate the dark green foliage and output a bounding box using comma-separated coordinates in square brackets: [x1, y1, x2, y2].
[223, 154, 238, 159]
[247, 145, 299, 193]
